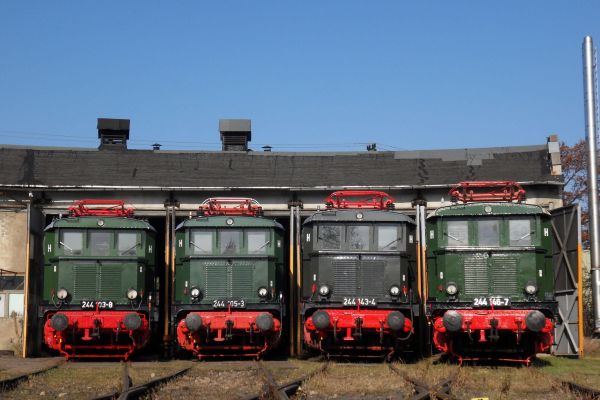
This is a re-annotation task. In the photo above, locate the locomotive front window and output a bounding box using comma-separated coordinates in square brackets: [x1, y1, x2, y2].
[377, 226, 401, 250]
[90, 231, 111, 256]
[317, 225, 342, 250]
[118, 232, 139, 256]
[478, 219, 500, 246]
[445, 220, 468, 246]
[509, 219, 533, 246]
[247, 230, 269, 254]
[219, 230, 242, 255]
[59, 230, 83, 255]
[348, 225, 370, 250]
[190, 230, 213, 254]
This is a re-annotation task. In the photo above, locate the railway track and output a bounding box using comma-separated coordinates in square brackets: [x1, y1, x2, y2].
[561, 379, 600, 400]
[0, 362, 62, 392]
[91, 363, 192, 400]
[387, 363, 459, 400]
[242, 360, 330, 400]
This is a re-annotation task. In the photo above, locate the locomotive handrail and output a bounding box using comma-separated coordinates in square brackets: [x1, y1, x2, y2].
[324, 190, 395, 209]
[68, 199, 135, 217]
[448, 181, 526, 203]
[198, 197, 263, 216]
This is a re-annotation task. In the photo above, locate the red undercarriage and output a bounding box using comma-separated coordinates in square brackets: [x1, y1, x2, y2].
[176, 311, 281, 360]
[433, 309, 553, 365]
[304, 309, 413, 354]
[44, 310, 150, 360]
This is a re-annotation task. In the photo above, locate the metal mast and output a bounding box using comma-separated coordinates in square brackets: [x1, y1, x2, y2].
[582, 36, 600, 334]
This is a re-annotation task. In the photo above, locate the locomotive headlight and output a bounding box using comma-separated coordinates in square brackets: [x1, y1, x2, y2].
[318, 285, 330, 296]
[389, 285, 401, 296]
[258, 287, 268, 298]
[56, 288, 68, 300]
[525, 282, 538, 295]
[446, 282, 458, 296]
[190, 287, 201, 298]
[126, 288, 138, 300]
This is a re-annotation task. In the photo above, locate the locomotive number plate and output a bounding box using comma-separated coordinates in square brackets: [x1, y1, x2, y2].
[472, 297, 511, 307]
[342, 297, 377, 307]
[212, 299, 246, 309]
[81, 300, 114, 310]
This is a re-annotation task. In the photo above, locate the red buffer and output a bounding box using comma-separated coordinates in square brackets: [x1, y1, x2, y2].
[44, 309, 150, 360]
[199, 197, 263, 217]
[449, 181, 526, 203]
[68, 199, 135, 217]
[176, 310, 281, 360]
[324, 190, 395, 210]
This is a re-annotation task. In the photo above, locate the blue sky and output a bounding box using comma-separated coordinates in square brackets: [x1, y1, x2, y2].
[1, 2, 599, 151]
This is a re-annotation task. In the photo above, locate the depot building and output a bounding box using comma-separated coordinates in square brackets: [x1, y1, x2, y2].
[0, 118, 566, 355]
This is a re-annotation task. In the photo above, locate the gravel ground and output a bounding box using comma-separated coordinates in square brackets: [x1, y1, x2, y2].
[294, 362, 412, 400]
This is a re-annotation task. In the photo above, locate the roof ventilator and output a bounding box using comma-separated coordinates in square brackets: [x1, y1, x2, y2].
[97, 118, 130, 150]
[219, 119, 251, 151]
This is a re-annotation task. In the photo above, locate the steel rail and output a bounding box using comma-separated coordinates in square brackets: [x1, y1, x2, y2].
[0, 362, 63, 392]
[242, 360, 330, 400]
[90, 365, 191, 400]
[562, 379, 600, 400]
[387, 363, 459, 400]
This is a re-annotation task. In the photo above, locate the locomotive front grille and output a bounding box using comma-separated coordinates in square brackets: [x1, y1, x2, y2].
[73, 264, 97, 299]
[203, 260, 256, 298]
[333, 257, 358, 297]
[204, 262, 229, 298]
[72, 263, 123, 300]
[332, 256, 387, 298]
[490, 254, 518, 296]
[463, 254, 488, 296]
[99, 264, 123, 299]
[360, 257, 385, 297]
[231, 262, 255, 298]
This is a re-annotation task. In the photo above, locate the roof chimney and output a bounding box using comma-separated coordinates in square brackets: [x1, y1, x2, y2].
[219, 119, 251, 151]
[97, 118, 130, 150]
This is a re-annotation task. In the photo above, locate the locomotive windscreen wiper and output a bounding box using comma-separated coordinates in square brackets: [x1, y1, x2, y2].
[189, 241, 209, 253]
[59, 241, 74, 252]
[381, 238, 400, 249]
[121, 242, 141, 255]
[444, 232, 464, 243]
[518, 231, 534, 240]
[255, 240, 271, 250]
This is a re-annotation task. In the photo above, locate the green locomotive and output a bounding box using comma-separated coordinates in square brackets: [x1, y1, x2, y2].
[41, 200, 157, 360]
[174, 198, 285, 359]
[426, 182, 556, 364]
[301, 191, 417, 358]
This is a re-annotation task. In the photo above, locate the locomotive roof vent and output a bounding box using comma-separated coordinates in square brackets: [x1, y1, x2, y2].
[219, 119, 251, 151]
[97, 118, 130, 150]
